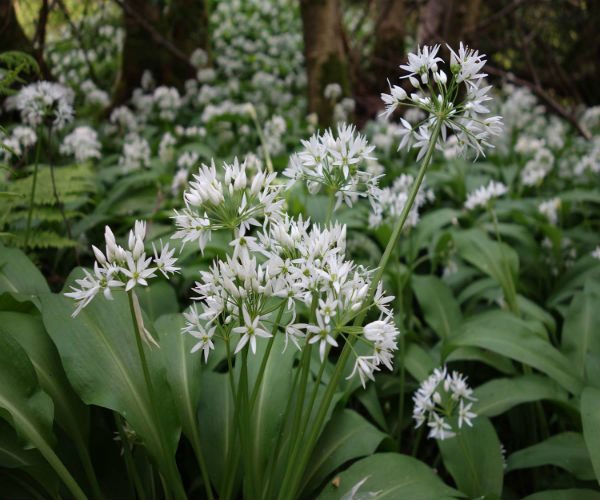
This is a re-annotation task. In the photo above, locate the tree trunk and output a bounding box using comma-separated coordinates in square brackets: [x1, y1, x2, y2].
[0, 0, 32, 53]
[417, 0, 481, 49]
[300, 0, 351, 127]
[372, 0, 406, 91]
[112, 0, 210, 105]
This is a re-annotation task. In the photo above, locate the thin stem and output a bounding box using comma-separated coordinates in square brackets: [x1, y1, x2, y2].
[488, 206, 520, 316]
[114, 412, 148, 500]
[248, 103, 274, 174]
[46, 125, 79, 264]
[74, 436, 103, 499]
[284, 118, 444, 500]
[24, 131, 42, 251]
[397, 329, 406, 449]
[127, 290, 187, 500]
[325, 193, 335, 226]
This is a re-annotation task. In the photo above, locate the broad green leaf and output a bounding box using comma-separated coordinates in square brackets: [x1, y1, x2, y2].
[317, 453, 461, 500]
[547, 256, 600, 308]
[473, 375, 567, 417]
[137, 281, 179, 322]
[453, 229, 518, 306]
[356, 383, 388, 432]
[581, 386, 600, 484]
[446, 345, 517, 375]
[302, 409, 387, 496]
[523, 489, 600, 500]
[412, 275, 462, 340]
[40, 291, 180, 475]
[404, 343, 437, 382]
[562, 281, 600, 376]
[517, 294, 556, 336]
[447, 310, 583, 394]
[197, 371, 235, 496]
[506, 432, 595, 480]
[0, 244, 49, 301]
[155, 314, 207, 475]
[438, 417, 503, 498]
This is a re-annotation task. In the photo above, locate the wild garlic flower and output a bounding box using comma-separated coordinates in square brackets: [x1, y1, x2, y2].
[182, 213, 399, 387]
[283, 123, 379, 209]
[11, 126, 37, 148]
[14, 81, 74, 130]
[413, 367, 477, 440]
[521, 147, 554, 186]
[172, 157, 283, 253]
[110, 106, 138, 133]
[538, 197, 561, 225]
[153, 86, 182, 121]
[177, 151, 200, 170]
[591, 246, 600, 260]
[380, 43, 503, 159]
[119, 133, 151, 172]
[64, 221, 179, 322]
[60, 126, 102, 162]
[369, 174, 435, 229]
[159, 132, 177, 163]
[464, 180, 507, 210]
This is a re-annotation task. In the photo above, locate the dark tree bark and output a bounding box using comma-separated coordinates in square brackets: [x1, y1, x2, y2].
[0, 0, 32, 53]
[417, 0, 481, 49]
[300, 0, 351, 127]
[372, 0, 407, 91]
[112, 0, 210, 105]
[0, 0, 51, 80]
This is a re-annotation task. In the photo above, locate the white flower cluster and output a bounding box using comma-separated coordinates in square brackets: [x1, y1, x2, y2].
[413, 367, 477, 440]
[284, 123, 379, 209]
[538, 197, 561, 225]
[521, 147, 554, 186]
[0, 126, 37, 161]
[262, 115, 287, 157]
[177, 151, 200, 170]
[65, 221, 179, 320]
[573, 138, 600, 176]
[464, 180, 507, 210]
[592, 246, 600, 260]
[153, 86, 182, 121]
[368, 173, 435, 229]
[172, 157, 283, 253]
[81, 79, 110, 108]
[380, 43, 503, 159]
[182, 212, 399, 386]
[60, 126, 102, 162]
[110, 106, 138, 133]
[159, 132, 177, 163]
[12, 81, 74, 130]
[324, 83, 343, 100]
[119, 134, 151, 172]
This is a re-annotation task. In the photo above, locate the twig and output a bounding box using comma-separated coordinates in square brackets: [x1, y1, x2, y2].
[112, 0, 195, 71]
[485, 64, 591, 140]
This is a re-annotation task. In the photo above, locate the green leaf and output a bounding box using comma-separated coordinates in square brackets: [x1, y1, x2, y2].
[0, 244, 49, 301]
[316, 453, 461, 500]
[506, 432, 595, 480]
[404, 343, 437, 382]
[412, 275, 462, 340]
[40, 291, 180, 473]
[473, 374, 567, 417]
[0, 311, 92, 465]
[356, 383, 388, 432]
[453, 229, 518, 305]
[137, 281, 179, 322]
[447, 310, 583, 394]
[581, 386, 600, 484]
[562, 281, 600, 377]
[197, 371, 235, 496]
[548, 256, 600, 308]
[523, 489, 600, 500]
[438, 417, 504, 498]
[302, 409, 387, 496]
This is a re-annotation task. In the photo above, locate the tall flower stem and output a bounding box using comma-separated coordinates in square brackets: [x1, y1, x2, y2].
[114, 412, 148, 500]
[248, 103, 274, 173]
[127, 290, 187, 500]
[46, 124, 79, 264]
[24, 129, 42, 251]
[282, 118, 443, 500]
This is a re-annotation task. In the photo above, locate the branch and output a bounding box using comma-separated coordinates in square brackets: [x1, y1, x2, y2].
[112, 0, 195, 71]
[485, 64, 591, 140]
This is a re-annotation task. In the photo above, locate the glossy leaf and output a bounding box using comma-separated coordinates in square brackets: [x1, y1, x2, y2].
[581, 386, 600, 484]
[438, 417, 504, 498]
[412, 275, 462, 340]
[317, 453, 461, 500]
[506, 432, 595, 480]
